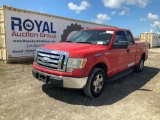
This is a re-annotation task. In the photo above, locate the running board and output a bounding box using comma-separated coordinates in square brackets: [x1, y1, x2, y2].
[107, 69, 133, 82]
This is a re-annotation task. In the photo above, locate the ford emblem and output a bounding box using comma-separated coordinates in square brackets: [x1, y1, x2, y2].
[42, 57, 50, 63]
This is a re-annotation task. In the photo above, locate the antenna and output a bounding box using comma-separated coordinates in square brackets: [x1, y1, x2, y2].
[156, 25, 160, 32]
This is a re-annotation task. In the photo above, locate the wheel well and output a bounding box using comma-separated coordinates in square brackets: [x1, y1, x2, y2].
[142, 53, 145, 61]
[93, 63, 107, 77]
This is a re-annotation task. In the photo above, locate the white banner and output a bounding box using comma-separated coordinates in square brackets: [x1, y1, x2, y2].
[5, 9, 106, 58]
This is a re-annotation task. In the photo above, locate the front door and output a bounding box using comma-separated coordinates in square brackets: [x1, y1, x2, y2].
[107, 31, 128, 76]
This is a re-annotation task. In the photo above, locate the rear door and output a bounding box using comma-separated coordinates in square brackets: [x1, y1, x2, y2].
[125, 31, 136, 68]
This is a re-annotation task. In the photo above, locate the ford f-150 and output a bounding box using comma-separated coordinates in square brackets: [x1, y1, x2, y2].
[32, 27, 148, 98]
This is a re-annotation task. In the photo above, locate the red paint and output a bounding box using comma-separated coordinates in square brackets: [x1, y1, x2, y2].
[33, 27, 148, 78]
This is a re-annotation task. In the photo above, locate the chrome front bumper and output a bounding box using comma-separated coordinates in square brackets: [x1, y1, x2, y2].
[32, 68, 88, 89]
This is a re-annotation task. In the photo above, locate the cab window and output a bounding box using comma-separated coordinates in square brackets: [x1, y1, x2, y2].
[126, 31, 134, 45]
[114, 31, 127, 43]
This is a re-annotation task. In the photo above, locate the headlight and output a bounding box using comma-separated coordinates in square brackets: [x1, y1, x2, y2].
[66, 58, 87, 72]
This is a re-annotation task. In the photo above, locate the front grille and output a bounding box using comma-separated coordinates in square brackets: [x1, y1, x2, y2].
[35, 48, 69, 71]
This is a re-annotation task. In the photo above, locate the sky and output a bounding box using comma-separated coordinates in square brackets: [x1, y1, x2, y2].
[0, 0, 160, 37]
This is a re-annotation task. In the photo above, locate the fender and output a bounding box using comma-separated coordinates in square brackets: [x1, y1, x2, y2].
[83, 55, 110, 76]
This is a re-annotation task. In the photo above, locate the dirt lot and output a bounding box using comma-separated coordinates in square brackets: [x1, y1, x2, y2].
[0, 48, 160, 120]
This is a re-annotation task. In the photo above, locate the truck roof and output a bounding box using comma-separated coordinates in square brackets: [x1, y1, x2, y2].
[83, 27, 130, 31]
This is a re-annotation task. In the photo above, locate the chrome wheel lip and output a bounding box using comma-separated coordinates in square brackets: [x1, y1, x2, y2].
[93, 74, 104, 93]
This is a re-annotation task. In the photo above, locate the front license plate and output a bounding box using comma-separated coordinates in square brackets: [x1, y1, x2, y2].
[39, 74, 47, 83]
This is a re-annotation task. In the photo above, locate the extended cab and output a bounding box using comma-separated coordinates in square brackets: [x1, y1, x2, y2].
[32, 27, 148, 98]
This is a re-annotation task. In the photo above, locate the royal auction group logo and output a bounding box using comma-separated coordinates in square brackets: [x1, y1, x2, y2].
[11, 17, 57, 38]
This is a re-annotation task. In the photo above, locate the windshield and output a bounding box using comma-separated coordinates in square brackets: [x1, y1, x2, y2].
[68, 30, 114, 45]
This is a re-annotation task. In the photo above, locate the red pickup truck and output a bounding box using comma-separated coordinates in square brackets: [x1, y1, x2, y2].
[32, 27, 148, 98]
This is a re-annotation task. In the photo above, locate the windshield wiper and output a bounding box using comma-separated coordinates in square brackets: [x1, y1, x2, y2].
[76, 41, 93, 44]
[60, 41, 72, 42]
[65, 41, 72, 42]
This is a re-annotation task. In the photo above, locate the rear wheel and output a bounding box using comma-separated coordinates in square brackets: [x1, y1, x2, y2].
[83, 68, 105, 98]
[134, 57, 144, 73]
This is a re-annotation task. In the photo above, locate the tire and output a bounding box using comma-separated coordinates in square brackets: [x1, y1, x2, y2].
[61, 23, 83, 42]
[134, 57, 144, 73]
[83, 68, 105, 98]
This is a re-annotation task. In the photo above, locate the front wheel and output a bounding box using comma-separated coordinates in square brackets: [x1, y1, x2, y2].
[83, 68, 105, 98]
[134, 57, 144, 73]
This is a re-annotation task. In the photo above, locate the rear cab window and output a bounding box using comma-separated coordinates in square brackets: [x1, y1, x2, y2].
[125, 31, 134, 45]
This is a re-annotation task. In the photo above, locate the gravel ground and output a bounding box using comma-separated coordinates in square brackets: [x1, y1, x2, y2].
[0, 48, 160, 120]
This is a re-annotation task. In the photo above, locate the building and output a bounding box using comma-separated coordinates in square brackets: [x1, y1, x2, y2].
[140, 32, 160, 48]
[0, 6, 6, 61]
[134, 38, 140, 41]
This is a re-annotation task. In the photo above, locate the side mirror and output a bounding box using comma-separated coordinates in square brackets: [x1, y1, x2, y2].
[113, 41, 128, 48]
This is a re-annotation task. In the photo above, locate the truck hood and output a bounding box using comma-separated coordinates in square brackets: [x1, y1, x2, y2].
[40, 42, 108, 57]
